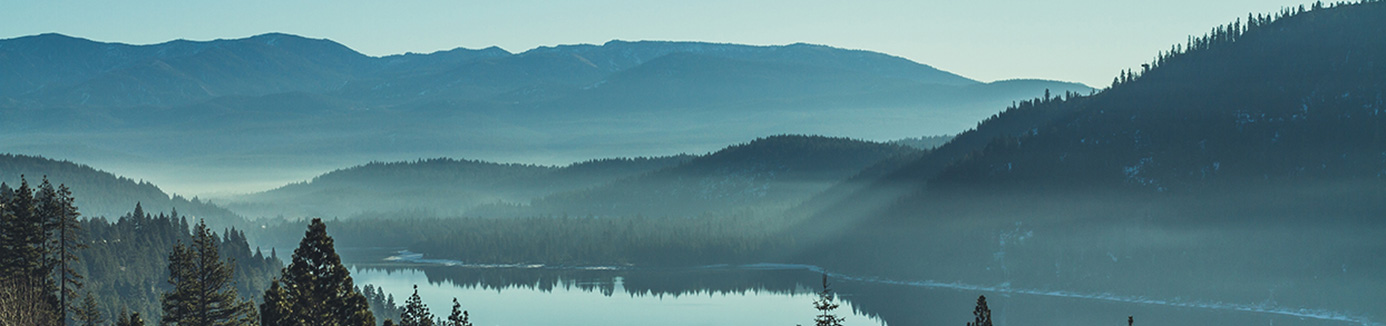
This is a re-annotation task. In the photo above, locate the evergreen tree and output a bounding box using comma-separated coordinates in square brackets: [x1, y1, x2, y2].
[160, 220, 256, 326]
[72, 293, 103, 326]
[812, 274, 844, 326]
[1, 177, 51, 285]
[259, 280, 292, 326]
[399, 285, 434, 326]
[966, 295, 992, 326]
[444, 298, 471, 326]
[264, 218, 374, 326]
[39, 181, 84, 324]
[0, 177, 60, 326]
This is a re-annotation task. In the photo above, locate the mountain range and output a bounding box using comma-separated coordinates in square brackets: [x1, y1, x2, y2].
[5, 2, 1384, 323]
[0, 33, 1089, 194]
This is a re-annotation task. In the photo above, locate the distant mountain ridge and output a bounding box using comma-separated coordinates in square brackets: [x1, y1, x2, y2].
[0, 34, 976, 108]
[0, 32, 1091, 195]
[223, 155, 694, 218]
[223, 135, 914, 219]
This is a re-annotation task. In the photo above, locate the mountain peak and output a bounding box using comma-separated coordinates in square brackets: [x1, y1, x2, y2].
[0, 32, 94, 47]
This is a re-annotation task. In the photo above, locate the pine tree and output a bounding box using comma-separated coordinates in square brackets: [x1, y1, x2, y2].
[72, 293, 103, 326]
[264, 218, 374, 326]
[39, 181, 84, 324]
[0, 177, 60, 326]
[444, 298, 471, 326]
[160, 220, 256, 326]
[812, 274, 844, 326]
[2, 177, 50, 284]
[259, 279, 292, 326]
[966, 295, 992, 326]
[399, 285, 434, 326]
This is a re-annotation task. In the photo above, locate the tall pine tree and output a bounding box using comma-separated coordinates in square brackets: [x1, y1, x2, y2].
[812, 274, 845, 326]
[160, 220, 256, 326]
[259, 280, 292, 326]
[444, 298, 471, 326]
[0, 177, 60, 326]
[262, 218, 374, 326]
[966, 295, 992, 326]
[38, 180, 84, 324]
[399, 285, 434, 326]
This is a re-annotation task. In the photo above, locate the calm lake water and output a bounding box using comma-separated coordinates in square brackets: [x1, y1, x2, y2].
[352, 268, 881, 326]
[341, 249, 1368, 326]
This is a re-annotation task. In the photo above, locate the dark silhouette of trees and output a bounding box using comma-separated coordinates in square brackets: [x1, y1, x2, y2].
[813, 274, 845, 326]
[79, 204, 279, 322]
[5, 178, 277, 324]
[392, 284, 473, 326]
[399, 285, 434, 326]
[1, 177, 53, 296]
[159, 220, 256, 326]
[261, 218, 374, 326]
[363, 284, 405, 324]
[259, 280, 291, 326]
[966, 295, 991, 326]
[444, 298, 472, 326]
[0, 176, 83, 326]
[39, 180, 84, 324]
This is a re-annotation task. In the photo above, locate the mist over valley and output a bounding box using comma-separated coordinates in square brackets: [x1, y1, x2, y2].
[2, 2, 1385, 326]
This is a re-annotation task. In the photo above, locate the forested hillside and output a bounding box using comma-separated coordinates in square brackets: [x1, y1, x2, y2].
[931, 2, 1386, 193]
[796, 1, 1386, 320]
[225, 155, 692, 218]
[76, 206, 281, 322]
[0, 154, 241, 224]
[0, 178, 279, 325]
[498, 135, 918, 218]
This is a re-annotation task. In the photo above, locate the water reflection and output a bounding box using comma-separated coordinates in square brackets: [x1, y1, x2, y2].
[351, 267, 883, 326]
[343, 249, 1363, 326]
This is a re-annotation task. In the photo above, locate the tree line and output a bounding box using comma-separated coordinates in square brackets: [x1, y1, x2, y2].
[249, 212, 795, 267]
[1, 176, 82, 326]
[2, 177, 476, 326]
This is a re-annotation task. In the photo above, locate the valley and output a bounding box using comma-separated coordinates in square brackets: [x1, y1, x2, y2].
[3, 1, 1385, 326]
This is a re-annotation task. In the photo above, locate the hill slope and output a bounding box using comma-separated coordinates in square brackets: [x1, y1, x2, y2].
[0, 153, 241, 224]
[796, 2, 1386, 321]
[511, 135, 919, 218]
[223, 155, 693, 218]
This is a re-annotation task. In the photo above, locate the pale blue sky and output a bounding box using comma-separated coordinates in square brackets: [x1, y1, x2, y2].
[3, 0, 1308, 87]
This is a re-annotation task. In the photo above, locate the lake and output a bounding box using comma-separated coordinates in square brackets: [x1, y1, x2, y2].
[342, 249, 1369, 326]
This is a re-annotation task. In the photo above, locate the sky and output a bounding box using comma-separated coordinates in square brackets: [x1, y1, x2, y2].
[2, 0, 1311, 88]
